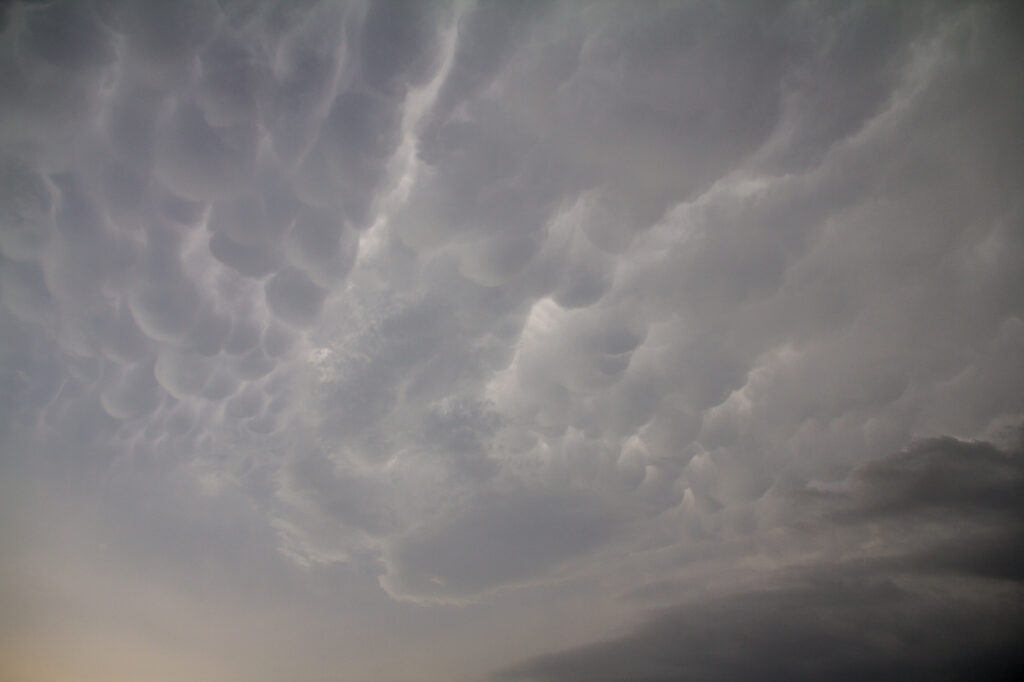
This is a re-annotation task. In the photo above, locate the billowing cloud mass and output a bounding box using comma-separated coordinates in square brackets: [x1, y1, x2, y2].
[1, 1, 1022, 681]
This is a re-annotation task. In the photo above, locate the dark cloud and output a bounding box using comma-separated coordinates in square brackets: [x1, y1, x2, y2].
[837, 435, 1024, 519]
[499, 435, 1024, 682]
[500, 575, 1024, 682]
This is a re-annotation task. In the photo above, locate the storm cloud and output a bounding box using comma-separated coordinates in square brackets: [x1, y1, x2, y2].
[499, 435, 1024, 682]
[1, 1, 1022, 681]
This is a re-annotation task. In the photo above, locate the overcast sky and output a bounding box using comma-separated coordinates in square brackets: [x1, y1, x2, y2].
[1, 1, 1023, 680]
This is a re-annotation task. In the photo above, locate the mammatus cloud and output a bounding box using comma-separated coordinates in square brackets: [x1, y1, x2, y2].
[1, 1, 1022, 681]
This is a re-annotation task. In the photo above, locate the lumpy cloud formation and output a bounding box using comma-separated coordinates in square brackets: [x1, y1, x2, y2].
[1, 1, 1023, 679]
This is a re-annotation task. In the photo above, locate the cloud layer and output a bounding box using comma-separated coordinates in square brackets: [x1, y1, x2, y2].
[1, 1, 1022, 681]
[499, 436, 1024, 682]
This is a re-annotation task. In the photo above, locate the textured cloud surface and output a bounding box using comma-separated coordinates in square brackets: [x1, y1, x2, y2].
[1, 2, 1022, 681]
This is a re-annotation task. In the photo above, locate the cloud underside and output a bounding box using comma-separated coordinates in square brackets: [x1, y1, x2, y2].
[499, 436, 1024, 682]
[502, 579, 1024, 682]
[1, 1, 1024, 680]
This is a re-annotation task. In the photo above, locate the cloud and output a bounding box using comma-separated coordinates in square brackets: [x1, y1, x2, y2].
[265, 266, 328, 328]
[831, 435, 1024, 519]
[1, 1, 1024, 680]
[498, 435, 1024, 682]
[382, 487, 623, 602]
[500, 575, 1024, 682]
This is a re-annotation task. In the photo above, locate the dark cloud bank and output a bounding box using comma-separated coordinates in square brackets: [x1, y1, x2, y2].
[499, 435, 1024, 682]
[1, 1, 1023, 681]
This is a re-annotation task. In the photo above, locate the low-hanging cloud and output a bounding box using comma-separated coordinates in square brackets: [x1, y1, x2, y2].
[498, 435, 1024, 682]
[2, 1, 1023, 680]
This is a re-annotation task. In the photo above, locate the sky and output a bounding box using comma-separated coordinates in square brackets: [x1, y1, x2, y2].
[1, 1, 1023, 680]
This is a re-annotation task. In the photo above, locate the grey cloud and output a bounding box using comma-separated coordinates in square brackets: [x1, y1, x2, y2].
[222, 313, 261, 355]
[47, 174, 134, 301]
[264, 1, 348, 165]
[155, 99, 261, 201]
[95, 301, 149, 365]
[265, 265, 327, 328]
[839, 435, 1024, 519]
[566, 3, 790, 216]
[116, 0, 220, 76]
[382, 488, 623, 601]
[500, 575, 1024, 682]
[18, 1, 115, 72]
[1, 3, 114, 155]
[283, 449, 397, 538]
[195, 32, 266, 128]
[228, 345, 275, 380]
[358, 0, 450, 95]
[0, 158, 56, 261]
[499, 434, 1024, 682]
[206, 168, 300, 247]
[2, 1, 1024, 680]
[128, 271, 201, 342]
[316, 89, 402, 223]
[209, 228, 284, 278]
[416, 396, 501, 480]
[154, 348, 214, 400]
[285, 206, 358, 288]
[0, 0, 391, 490]
[0, 257, 52, 322]
[423, 0, 552, 138]
[200, 368, 239, 401]
[102, 79, 165, 164]
[0, 309, 61, 418]
[180, 302, 231, 357]
[224, 382, 263, 420]
[261, 320, 295, 358]
[100, 359, 162, 420]
[395, 0, 803, 295]
[300, 288, 500, 466]
[756, 1, 924, 173]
